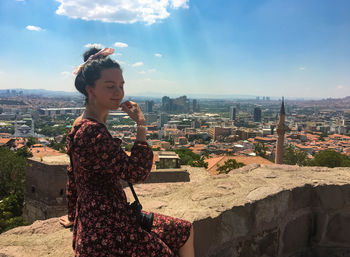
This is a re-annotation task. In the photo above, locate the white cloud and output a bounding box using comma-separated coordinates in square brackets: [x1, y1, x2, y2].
[337, 85, 344, 89]
[26, 25, 43, 31]
[114, 42, 128, 48]
[154, 53, 162, 58]
[132, 62, 144, 67]
[298, 67, 306, 71]
[85, 43, 104, 48]
[171, 0, 189, 9]
[139, 71, 146, 74]
[55, 0, 189, 25]
[148, 69, 156, 73]
[61, 71, 74, 79]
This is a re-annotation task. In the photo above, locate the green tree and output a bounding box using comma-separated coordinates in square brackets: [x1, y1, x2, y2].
[0, 147, 26, 199]
[283, 145, 308, 166]
[0, 194, 30, 233]
[254, 143, 268, 159]
[307, 149, 350, 168]
[174, 148, 201, 165]
[189, 156, 208, 168]
[0, 148, 28, 233]
[15, 146, 33, 158]
[25, 136, 39, 148]
[217, 159, 245, 174]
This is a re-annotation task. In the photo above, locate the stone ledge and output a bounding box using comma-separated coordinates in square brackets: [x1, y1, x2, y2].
[1, 165, 350, 257]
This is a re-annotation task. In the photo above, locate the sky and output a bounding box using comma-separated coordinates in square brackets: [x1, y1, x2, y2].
[0, 0, 349, 99]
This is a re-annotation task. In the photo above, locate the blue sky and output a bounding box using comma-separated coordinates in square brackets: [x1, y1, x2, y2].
[0, 0, 349, 99]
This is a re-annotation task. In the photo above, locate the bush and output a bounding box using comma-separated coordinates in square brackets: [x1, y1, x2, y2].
[307, 150, 350, 168]
[217, 159, 245, 174]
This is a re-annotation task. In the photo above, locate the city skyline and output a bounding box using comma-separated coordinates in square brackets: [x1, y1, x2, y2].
[0, 0, 349, 99]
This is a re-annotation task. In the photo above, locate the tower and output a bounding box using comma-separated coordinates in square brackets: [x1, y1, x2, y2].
[254, 107, 262, 122]
[229, 106, 236, 121]
[275, 97, 286, 164]
[31, 118, 35, 137]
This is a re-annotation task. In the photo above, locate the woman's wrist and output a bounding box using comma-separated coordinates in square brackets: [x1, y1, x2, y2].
[136, 125, 147, 142]
[136, 119, 146, 126]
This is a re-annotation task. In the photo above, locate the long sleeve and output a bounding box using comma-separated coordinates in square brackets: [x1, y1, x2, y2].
[77, 123, 154, 184]
[66, 163, 77, 222]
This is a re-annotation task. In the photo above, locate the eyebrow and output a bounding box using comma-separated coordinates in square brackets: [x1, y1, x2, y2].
[104, 80, 124, 84]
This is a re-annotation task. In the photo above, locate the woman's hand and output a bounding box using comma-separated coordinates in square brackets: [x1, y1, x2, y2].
[120, 101, 146, 125]
[59, 215, 74, 228]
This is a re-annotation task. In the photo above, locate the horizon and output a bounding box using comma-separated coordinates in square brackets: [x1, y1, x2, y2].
[0, 0, 349, 99]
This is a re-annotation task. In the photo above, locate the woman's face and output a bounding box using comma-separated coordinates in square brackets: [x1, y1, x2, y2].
[87, 68, 125, 110]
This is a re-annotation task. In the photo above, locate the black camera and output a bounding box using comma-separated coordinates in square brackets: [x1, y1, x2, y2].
[130, 201, 154, 232]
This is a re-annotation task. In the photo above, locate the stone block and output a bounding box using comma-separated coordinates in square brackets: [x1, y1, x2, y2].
[315, 185, 345, 211]
[326, 213, 350, 245]
[254, 190, 290, 228]
[281, 213, 312, 256]
[288, 185, 314, 211]
[219, 206, 252, 241]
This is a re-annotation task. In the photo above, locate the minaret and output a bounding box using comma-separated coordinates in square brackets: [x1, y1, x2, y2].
[31, 118, 35, 137]
[275, 97, 286, 164]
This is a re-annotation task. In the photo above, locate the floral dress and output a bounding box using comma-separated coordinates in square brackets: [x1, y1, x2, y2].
[65, 118, 192, 257]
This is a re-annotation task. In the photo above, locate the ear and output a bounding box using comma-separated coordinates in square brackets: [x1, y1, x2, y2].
[85, 85, 95, 97]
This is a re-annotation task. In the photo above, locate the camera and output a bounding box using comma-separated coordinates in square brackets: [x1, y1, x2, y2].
[130, 201, 154, 232]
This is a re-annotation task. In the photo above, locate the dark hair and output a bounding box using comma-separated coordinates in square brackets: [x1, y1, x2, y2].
[75, 47, 121, 106]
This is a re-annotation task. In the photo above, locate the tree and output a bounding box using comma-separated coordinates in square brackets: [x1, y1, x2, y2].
[307, 149, 350, 168]
[25, 136, 39, 148]
[15, 146, 33, 158]
[189, 156, 208, 168]
[283, 145, 308, 166]
[254, 143, 268, 159]
[174, 148, 201, 165]
[0, 147, 28, 233]
[0, 147, 26, 200]
[216, 159, 245, 174]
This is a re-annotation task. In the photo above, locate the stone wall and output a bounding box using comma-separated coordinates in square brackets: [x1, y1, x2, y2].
[1, 164, 350, 257]
[195, 184, 350, 257]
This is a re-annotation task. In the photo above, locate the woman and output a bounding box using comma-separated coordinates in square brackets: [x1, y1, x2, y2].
[59, 47, 194, 256]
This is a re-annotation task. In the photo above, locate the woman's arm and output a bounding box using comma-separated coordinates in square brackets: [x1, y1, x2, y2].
[66, 163, 77, 222]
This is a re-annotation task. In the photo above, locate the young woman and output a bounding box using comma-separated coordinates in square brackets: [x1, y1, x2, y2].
[59, 47, 195, 256]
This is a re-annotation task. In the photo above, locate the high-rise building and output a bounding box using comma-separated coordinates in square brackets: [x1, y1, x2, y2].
[145, 100, 154, 113]
[192, 99, 200, 112]
[162, 96, 172, 112]
[229, 106, 236, 121]
[144, 113, 158, 125]
[159, 113, 169, 128]
[253, 107, 262, 122]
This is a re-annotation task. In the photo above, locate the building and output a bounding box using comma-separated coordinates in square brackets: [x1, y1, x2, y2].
[159, 113, 169, 128]
[145, 100, 154, 113]
[144, 113, 158, 125]
[254, 107, 262, 122]
[13, 119, 35, 138]
[23, 157, 69, 222]
[192, 99, 200, 112]
[162, 95, 190, 113]
[208, 127, 232, 141]
[275, 97, 286, 164]
[229, 106, 236, 121]
[38, 107, 85, 117]
[155, 151, 181, 169]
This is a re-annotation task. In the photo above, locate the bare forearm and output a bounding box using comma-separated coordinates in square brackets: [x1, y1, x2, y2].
[136, 123, 147, 142]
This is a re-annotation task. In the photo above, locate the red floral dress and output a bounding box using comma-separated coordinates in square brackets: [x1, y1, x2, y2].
[65, 118, 192, 257]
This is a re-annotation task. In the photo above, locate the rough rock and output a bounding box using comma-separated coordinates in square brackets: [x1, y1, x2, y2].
[1, 164, 350, 257]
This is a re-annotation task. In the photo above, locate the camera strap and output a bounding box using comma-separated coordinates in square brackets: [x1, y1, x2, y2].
[128, 182, 141, 204]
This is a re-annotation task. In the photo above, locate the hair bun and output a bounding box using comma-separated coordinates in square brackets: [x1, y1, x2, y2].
[83, 47, 102, 62]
